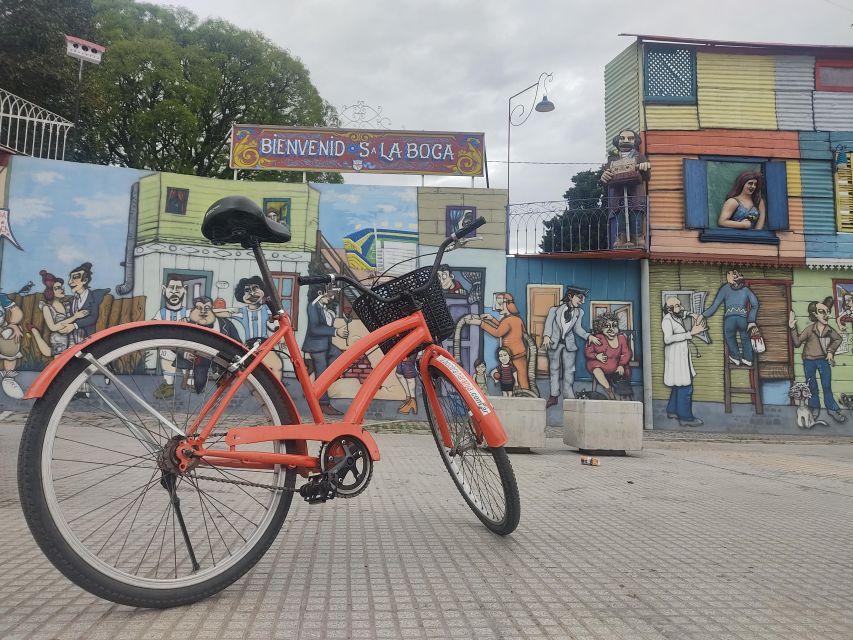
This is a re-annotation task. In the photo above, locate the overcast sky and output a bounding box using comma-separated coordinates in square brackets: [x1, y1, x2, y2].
[149, 0, 853, 204]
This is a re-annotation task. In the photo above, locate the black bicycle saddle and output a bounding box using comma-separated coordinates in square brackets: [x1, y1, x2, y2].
[201, 195, 291, 247]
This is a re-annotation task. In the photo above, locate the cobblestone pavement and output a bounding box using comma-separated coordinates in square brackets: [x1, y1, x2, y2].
[2, 416, 853, 639]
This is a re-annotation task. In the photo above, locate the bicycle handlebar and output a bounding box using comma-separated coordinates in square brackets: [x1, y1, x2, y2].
[297, 216, 487, 304]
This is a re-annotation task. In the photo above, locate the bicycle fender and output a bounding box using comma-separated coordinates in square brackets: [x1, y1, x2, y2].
[420, 345, 508, 449]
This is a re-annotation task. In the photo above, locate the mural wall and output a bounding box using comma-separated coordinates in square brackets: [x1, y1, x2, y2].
[0, 156, 505, 417]
[507, 257, 643, 425]
[650, 263, 853, 434]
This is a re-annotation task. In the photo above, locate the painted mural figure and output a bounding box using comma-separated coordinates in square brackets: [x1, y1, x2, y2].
[473, 358, 489, 396]
[437, 265, 466, 295]
[302, 285, 348, 415]
[30, 270, 89, 359]
[584, 312, 633, 400]
[395, 354, 418, 415]
[718, 170, 766, 230]
[180, 296, 241, 393]
[835, 289, 853, 343]
[662, 296, 705, 427]
[0, 292, 24, 399]
[68, 262, 109, 343]
[491, 347, 518, 397]
[541, 286, 600, 407]
[465, 292, 530, 391]
[152, 275, 189, 400]
[789, 299, 847, 424]
[231, 276, 283, 381]
[702, 269, 760, 366]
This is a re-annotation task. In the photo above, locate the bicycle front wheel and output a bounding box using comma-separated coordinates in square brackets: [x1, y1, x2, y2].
[18, 325, 298, 608]
[422, 365, 520, 535]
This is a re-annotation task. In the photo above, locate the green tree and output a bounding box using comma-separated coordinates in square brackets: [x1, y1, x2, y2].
[74, 0, 341, 182]
[0, 0, 96, 118]
[540, 168, 607, 253]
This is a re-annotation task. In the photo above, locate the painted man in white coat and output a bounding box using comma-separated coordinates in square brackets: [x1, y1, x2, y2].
[662, 296, 706, 427]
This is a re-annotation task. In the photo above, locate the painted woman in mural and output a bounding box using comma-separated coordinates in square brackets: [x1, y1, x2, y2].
[718, 170, 766, 230]
[464, 292, 530, 391]
[584, 312, 633, 400]
[30, 270, 90, 359]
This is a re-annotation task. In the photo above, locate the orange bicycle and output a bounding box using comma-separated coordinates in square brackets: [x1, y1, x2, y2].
[17, 196, 520, 608]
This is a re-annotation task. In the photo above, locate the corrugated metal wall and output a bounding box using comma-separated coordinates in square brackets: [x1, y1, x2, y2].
[697, 53, 777, 130]
[799, 131, 832, 160]
[800, 159, 836, 234]
[645, 130, 800, 158]
[774, 55, 815, 131]
[814, 92, 853, 131]
[785, 160, 802, 196]
[645, 104, 699, 130]
[604, 42, 642, 153]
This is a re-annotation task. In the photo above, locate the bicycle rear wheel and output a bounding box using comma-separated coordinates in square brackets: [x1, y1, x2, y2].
[422, 365, 520, 535]
[18, 325, 298, 608]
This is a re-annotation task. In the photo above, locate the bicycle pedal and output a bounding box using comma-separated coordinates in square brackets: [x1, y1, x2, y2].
[298, 473, 338, 504]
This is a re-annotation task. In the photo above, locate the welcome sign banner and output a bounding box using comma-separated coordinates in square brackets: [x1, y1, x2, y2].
[230, 125, 485, 176]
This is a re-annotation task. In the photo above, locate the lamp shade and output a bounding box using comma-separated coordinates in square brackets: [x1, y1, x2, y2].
[535, 95, 555, 113]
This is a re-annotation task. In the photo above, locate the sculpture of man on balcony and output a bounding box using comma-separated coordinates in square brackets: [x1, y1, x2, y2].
[600, 128, 651, 249]
[600, 128, 651, 195]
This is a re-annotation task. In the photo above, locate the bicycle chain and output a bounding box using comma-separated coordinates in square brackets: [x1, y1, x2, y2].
[190, 472, 290, 492]
[189, 432, 304, 492]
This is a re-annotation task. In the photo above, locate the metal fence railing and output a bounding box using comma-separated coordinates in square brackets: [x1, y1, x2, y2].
[506, 196, 649, 256]
[0, 88, 73, 160]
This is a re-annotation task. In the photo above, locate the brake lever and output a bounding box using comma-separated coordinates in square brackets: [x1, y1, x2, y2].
[447, 236, 483, 252]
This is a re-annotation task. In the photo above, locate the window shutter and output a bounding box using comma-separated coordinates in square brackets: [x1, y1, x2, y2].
[765, 161, 789, 230]
[836, 155, 853, 233]
[683, 159, 708, 229]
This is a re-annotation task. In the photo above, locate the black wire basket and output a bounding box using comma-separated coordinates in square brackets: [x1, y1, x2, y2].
[351, 266, 455, 354]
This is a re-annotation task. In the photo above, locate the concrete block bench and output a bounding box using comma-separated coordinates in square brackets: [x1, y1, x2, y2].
[488, 395, 546, 451]
[563, 399, 643, 454]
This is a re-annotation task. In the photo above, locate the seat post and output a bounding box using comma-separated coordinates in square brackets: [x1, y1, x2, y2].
[248, 238, 284, 315]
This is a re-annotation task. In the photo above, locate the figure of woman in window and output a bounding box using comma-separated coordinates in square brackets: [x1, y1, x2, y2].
[718, 170, 766, 230]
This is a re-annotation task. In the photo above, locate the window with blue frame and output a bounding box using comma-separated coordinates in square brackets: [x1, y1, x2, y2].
[644, 45, 697, 104]
[683, 159, 788, 245]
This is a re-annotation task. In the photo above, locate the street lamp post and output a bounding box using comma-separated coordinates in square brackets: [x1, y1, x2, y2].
[506, 73, 555, 254]
[506, 72, 555, 201]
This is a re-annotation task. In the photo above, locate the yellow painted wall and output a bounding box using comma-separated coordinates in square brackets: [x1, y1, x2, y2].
[136, 173, 318, 251]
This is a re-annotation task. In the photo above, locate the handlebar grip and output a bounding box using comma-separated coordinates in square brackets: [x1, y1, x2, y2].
[298, 274, 334, 286]
[454, 216, 486, 239]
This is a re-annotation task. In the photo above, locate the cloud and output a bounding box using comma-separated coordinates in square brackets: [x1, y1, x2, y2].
[55, 243, 90, 266]
[375, 204, 397, 214]
[71, 194, 130, 224]
[29, 171, 64, 186]
[8, 197, 52, 223]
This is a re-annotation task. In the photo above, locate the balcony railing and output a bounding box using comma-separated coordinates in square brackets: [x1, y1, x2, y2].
[0, 88, 72, 160]
[507, 196, 649, 256]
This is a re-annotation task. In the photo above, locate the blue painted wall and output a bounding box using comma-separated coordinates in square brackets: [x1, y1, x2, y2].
[506, 257, 643, 384]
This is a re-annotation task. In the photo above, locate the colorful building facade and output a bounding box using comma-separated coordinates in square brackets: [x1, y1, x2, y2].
[606, 35, 853, 433]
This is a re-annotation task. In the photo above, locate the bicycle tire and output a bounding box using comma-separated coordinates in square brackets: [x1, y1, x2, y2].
[18, 325, 298, 608]
[421, 365, 520, 535]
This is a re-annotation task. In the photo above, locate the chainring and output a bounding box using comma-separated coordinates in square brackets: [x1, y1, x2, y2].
[320, 435, 373, 498]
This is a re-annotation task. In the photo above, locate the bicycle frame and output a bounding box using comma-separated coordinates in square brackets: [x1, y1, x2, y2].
[26, 270, 506, 477]
[183, 308, 430, 470]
